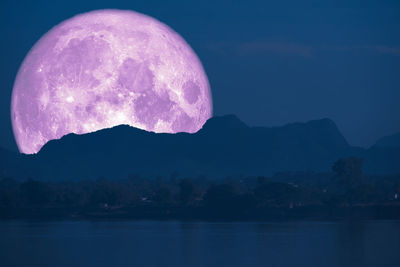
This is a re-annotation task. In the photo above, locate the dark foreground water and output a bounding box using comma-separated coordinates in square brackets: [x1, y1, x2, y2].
[0, 220, 399, 267]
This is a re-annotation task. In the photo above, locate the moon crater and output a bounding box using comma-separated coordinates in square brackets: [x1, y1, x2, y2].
[11, 9, 212, 154]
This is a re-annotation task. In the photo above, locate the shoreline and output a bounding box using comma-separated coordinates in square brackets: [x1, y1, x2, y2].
[2, 204, 400, 221]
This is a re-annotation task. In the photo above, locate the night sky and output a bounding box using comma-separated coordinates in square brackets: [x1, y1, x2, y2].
[1, 0, 399, 152]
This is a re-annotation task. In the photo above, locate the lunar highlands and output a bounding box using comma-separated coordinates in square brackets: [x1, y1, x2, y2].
[11, 9, 212, 154]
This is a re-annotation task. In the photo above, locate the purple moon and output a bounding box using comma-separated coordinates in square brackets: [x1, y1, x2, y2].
[11, 9, 212, 154]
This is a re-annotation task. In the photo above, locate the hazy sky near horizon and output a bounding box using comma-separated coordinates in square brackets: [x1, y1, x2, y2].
[1, 0, 399, 151]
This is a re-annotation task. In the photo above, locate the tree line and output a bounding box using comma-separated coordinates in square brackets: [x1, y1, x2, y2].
[0, 157, 399, 220]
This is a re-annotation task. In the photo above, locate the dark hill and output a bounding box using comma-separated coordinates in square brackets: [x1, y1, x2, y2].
[374, 132, 400, 148]
[2, 115, 399, 180]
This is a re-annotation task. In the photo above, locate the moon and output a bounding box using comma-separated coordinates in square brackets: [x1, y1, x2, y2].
[11, 9, 212, 154]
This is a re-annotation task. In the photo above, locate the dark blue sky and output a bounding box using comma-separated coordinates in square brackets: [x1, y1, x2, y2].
[1, 0, 399, 151]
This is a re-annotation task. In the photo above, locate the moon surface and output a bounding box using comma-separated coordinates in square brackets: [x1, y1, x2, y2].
[11, 9, 212, 154]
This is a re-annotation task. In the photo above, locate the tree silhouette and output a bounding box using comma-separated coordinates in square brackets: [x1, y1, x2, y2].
[332, 157, 364, 188]
[154, 186, 173, 205]
[20, 179, 52, 206]
[332, 157, 364, 204]
[179, 179, 196, 205]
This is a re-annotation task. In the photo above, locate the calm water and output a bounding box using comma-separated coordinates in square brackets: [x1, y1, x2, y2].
[0, 220, 399, 267]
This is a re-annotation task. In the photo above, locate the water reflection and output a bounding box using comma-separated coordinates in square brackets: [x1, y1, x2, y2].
[0, 220, 399, 267]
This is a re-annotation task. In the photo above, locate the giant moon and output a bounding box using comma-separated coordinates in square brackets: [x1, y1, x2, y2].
[11, 9, 212, 154]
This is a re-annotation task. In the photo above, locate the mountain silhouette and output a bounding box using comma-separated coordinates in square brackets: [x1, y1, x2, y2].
[374, 132, 400, 148]
[1, 115, 399, 180]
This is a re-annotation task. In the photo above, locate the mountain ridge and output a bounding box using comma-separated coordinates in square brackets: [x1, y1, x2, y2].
[1, 115, 399, 180]
[374, 132, 400, 148]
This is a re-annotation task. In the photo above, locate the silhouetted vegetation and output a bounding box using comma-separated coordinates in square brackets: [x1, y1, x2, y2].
[0, 157, 399, 220]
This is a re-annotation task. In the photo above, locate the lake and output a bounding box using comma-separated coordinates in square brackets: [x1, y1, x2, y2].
[0, 220, 399, 267]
